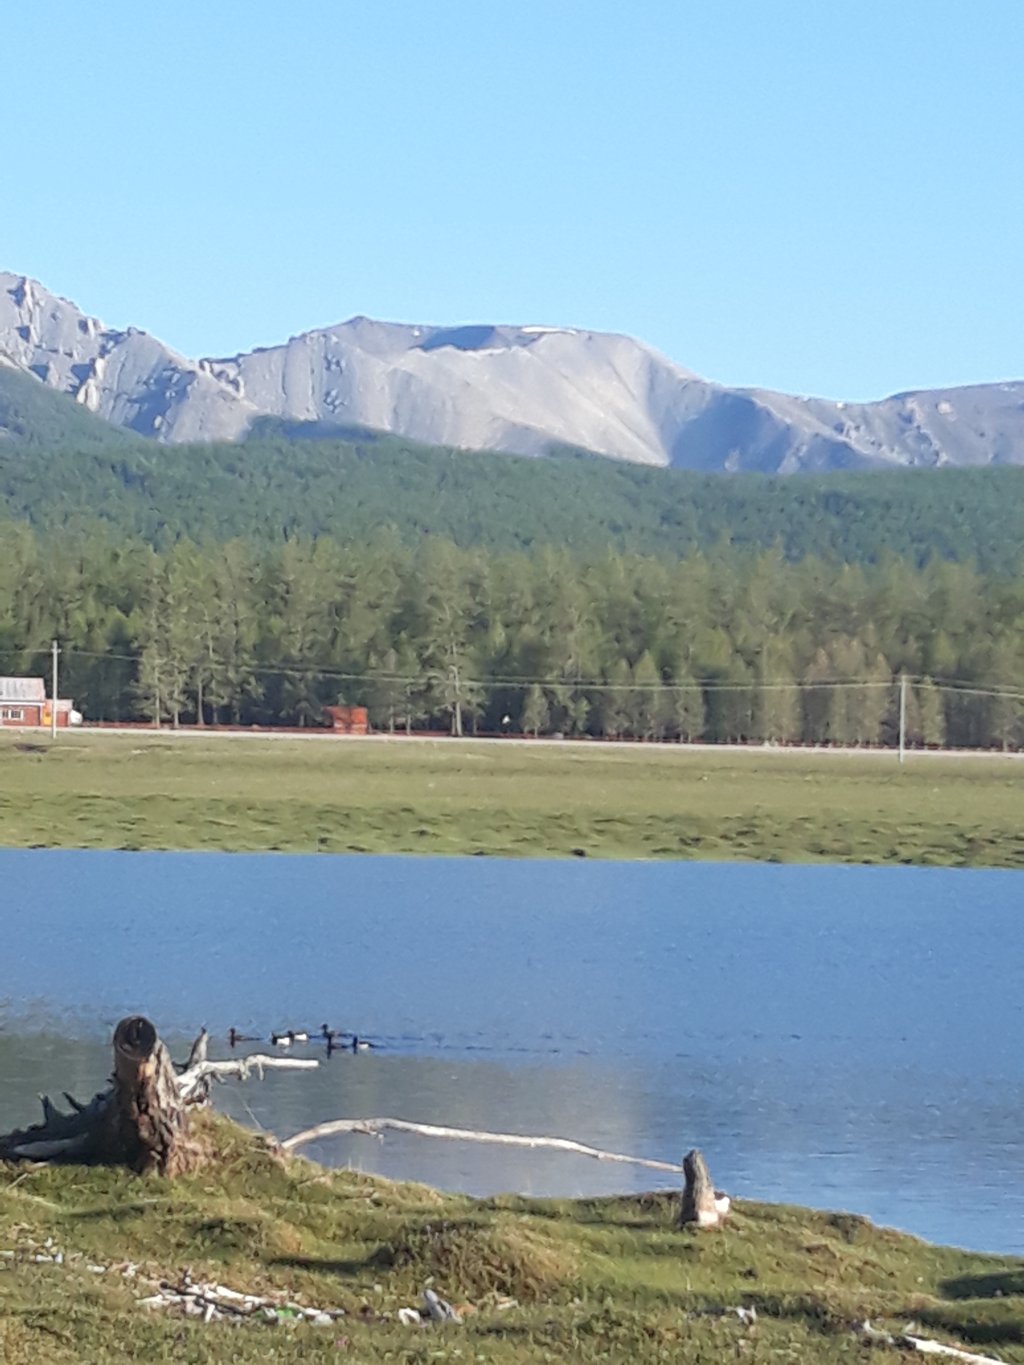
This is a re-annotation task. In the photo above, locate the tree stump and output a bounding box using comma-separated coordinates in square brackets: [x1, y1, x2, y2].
[0, 1014, 202, 1173]
[679, 1148, 729, 1228]
[102, 1015, 202, 1175]
[1, 1017, 315, 1171]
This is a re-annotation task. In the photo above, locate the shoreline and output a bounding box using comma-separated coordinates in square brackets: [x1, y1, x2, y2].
[2, 1114, 1022, 1364]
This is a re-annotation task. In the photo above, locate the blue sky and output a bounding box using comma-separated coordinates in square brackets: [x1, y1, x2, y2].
[4, 1, 1021, 400]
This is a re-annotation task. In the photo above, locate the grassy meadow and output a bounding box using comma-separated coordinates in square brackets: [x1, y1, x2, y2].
[3, 1115, 1024, 1364]
[0, 730, 1021, 866]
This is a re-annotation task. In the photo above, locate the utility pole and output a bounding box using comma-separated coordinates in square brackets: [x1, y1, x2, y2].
[50, 639, 60, 740]
[898, 672, 907, 766]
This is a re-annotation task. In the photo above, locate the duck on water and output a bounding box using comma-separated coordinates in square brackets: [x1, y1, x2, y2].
[270, 1030, 308, 1047]
[231, 1026, 378, 1052]
[321, 1025, 377, 1055]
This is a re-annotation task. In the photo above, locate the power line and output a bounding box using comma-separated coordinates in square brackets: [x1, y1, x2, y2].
[14, 647, 1024, 700]
[2, 645, 1022, 709]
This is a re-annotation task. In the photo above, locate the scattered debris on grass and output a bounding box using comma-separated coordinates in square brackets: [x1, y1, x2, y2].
[137, 1271, 346, 1327]
[3, 1231, 482, 1335]
[1, 1233, 346, 1328]
[858, 1319, 1006, 1362]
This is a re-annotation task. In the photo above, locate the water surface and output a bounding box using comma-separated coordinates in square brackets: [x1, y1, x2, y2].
[2, 851, 1022, 1253]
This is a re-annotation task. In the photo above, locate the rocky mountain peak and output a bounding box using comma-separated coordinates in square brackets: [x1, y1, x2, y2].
[1, 270, 1023, 473]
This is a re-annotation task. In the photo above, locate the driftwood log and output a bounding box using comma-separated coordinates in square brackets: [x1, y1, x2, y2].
[0, 1015, 317, 1174]
[285, 1121, 735, 1228]
[859, 1320, 1004, 1363]
[283, 1116, 686, 1172]
[285, 1108, 693, 1173]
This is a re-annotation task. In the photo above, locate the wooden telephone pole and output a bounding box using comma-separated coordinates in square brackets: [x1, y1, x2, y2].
[50, 639, 60, 740]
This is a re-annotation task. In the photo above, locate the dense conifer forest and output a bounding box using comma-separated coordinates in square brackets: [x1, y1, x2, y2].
[1, 367, 1022, 746]
[2, 431, 1024, 571]
[0, 522, 1020, 748]
[2, 367, 1024, 569]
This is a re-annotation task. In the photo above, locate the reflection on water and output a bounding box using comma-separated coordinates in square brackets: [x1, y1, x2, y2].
[2, 851, 1023, 1253]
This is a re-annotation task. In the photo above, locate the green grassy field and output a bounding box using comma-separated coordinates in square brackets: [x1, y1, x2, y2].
[3, 1115, 1024, 1364]
[0, 731, 1022, 866]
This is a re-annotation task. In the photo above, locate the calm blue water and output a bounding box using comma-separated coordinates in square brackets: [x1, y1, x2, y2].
[2, 850, 1023, 1253]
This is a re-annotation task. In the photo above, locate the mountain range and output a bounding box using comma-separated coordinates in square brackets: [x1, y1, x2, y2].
[2, 270, 1024, 474]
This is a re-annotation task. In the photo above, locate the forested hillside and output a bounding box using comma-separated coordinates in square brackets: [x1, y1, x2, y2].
[0, 365, 135, 451]
[1, 524, 1021, 748]
[1, 370, 1021, 748]
[1, 420, 1024, 570]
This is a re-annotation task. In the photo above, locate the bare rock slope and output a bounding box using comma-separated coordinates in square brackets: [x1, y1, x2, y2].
[2, 271, 1022, 472]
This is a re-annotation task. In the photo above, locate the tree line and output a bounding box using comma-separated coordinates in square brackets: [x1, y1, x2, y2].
[1, 523, 1022, 749]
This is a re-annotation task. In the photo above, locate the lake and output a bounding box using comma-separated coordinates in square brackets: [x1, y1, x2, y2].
[2, 850, 1022, 1254]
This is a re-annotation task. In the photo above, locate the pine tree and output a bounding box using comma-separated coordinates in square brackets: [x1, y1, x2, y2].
[629, 650, 668, 740]
[520, 683, 550, 737]
[596, 660, 632, 738]
[760, 668, 801, 744]
[399, 543, 486, 734]
[985, 637, 1024, 750]
[205, 541, 262, 724]
[914, 677, 947, 748]
[266, 540, 332, 726]
[131, 550, 193, 726]
[669, 672, 705, 742]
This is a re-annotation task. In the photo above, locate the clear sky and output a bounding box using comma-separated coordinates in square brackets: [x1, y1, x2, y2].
[4, 1, 1022, 400]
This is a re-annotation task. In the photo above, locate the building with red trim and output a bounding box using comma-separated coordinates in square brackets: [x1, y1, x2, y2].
[0, 677, 81, 728]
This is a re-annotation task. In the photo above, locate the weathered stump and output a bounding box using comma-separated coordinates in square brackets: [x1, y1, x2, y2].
[102, 1016, 202, 1175]
[0, 1014, 203, 1172]
[1, 1018, 315, 1170]
[679, 1148, 729, 1228]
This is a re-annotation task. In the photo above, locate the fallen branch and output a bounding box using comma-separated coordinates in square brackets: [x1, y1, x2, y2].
[859, 1320, 1005, 1363]
[176, 1054, 318, 1105]
[281, 1116, 683, 1173]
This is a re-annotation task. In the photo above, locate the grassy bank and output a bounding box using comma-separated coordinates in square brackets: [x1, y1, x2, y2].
[0, 731, 1022, 866]
[3, 1115, 1024, 1363]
